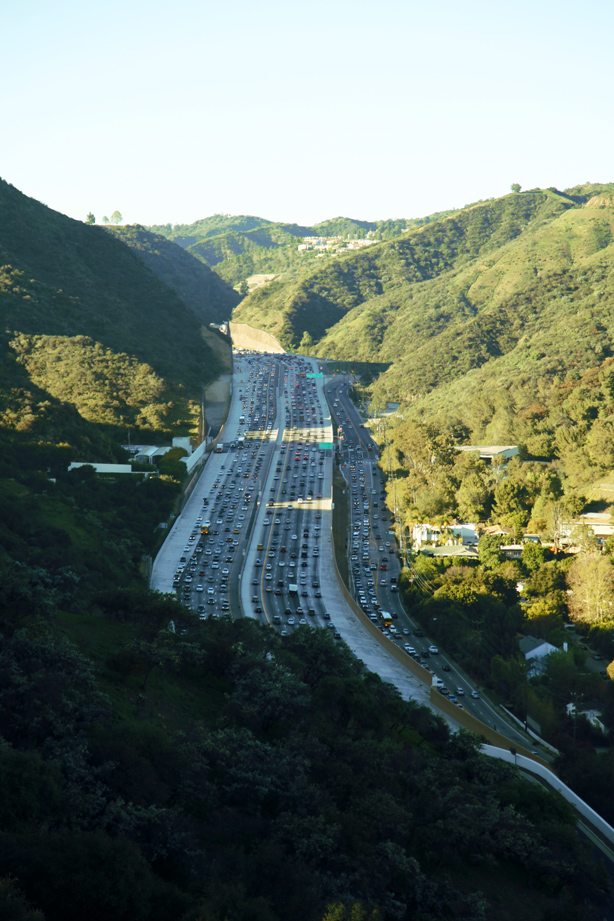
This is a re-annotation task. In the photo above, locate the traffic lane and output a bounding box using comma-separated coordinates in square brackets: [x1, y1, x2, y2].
[331, 390, 533, 736]
[341, 429, 491, 714]
[255, 433, 332, 624]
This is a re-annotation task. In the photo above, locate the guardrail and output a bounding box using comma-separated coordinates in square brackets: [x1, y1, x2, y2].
[483, 745, 614, 848]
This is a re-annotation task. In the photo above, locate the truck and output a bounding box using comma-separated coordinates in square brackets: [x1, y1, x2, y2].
[215, 443, 224, 454]
[237, 435, 245, 448]
[289, 584, 298, 597]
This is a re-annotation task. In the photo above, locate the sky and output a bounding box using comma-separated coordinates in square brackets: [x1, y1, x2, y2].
[3, 0, 614, 227]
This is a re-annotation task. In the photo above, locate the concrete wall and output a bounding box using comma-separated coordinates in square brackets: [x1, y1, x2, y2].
[483, 745, 614, 847]
[229, 321, 285, 354]
[181, 440, 207, 474]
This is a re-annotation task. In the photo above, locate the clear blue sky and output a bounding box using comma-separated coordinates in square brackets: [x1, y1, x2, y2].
[4, 0, 614, 226]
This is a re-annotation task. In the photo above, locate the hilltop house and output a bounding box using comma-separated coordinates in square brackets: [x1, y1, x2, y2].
[519, 635, 559, 675]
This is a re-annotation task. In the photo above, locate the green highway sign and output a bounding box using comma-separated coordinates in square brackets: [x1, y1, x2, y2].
[306, 373, 323, 379]
[319, 442, 333, 450]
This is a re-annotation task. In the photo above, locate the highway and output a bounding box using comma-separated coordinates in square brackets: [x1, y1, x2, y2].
[170, 352, 336, 635]
[160, 351, 534, 749]
[325, 376, 534, 749]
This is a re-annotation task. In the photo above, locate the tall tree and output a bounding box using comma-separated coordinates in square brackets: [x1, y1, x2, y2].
[85, 212, 95, 225]
[110, 211, 123, 225]
[568, 551, 614, 624]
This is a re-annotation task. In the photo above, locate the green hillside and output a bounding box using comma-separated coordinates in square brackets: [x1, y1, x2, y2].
[231, 186, 614, 413]
[148, 213, 277, 246]
[186, 225, 310, 289]
[233, 189, 564, 347]
[105, 225, 240, 323]
[148, 213, 434, 291]
[0, 179, 229, 447]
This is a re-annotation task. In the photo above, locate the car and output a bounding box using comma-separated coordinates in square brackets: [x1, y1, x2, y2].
[456, 688, 465, 696]
[428, 645, 439, 654]
[441, 664, 451, 672]
[471, 690, 480, 699]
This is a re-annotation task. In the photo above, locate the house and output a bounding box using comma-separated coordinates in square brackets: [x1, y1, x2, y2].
[456, 445, 518, 466]
[565, 701, 607, 734]
[418, 544, 479, 560]
[69, 462, 133, 475]
[133, 446, 172, 464]
[519, 635, 559, 674]
[500, 543, 523, 560]
[412, 522, 477, 549]
[558, 512, 614, 546]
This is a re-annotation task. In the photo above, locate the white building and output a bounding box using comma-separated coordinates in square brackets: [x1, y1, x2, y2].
[565, 702, 607, 734]
[69, 462, 133, 474]
[519, 635, 559, 675]
[456, 445, 518, 466]
[412, 522, 477, 549]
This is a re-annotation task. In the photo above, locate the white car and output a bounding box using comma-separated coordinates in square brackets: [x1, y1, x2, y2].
[428, 645, 439, 654]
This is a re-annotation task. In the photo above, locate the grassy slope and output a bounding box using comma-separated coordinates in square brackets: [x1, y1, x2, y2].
[234, 189, 564, 349]
[377, 191, 614, 406]
[0, 180, 227, 442]
[231, 186, 614, 418]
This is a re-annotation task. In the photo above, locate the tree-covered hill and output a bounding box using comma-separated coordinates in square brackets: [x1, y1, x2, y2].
[105, 225, 240, 324]
[147, 213, 438, 291]
[233, 188, 566, 347]
[0, 179, 229, 445]
[229, 185, 614, 415]
[149, 213, 280, 246]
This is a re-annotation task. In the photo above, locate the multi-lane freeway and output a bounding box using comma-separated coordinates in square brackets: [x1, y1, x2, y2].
[168, 351, 337, 636]
[155, 350, 534, 749]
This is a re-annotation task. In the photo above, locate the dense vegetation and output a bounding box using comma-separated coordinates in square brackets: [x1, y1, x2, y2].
[0, 179, 230, 445]
[372, 390, 614, 826]
[0, 569, 609, 919]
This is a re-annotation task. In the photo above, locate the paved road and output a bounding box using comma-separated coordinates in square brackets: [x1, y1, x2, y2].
[326, 376, 537, 750]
